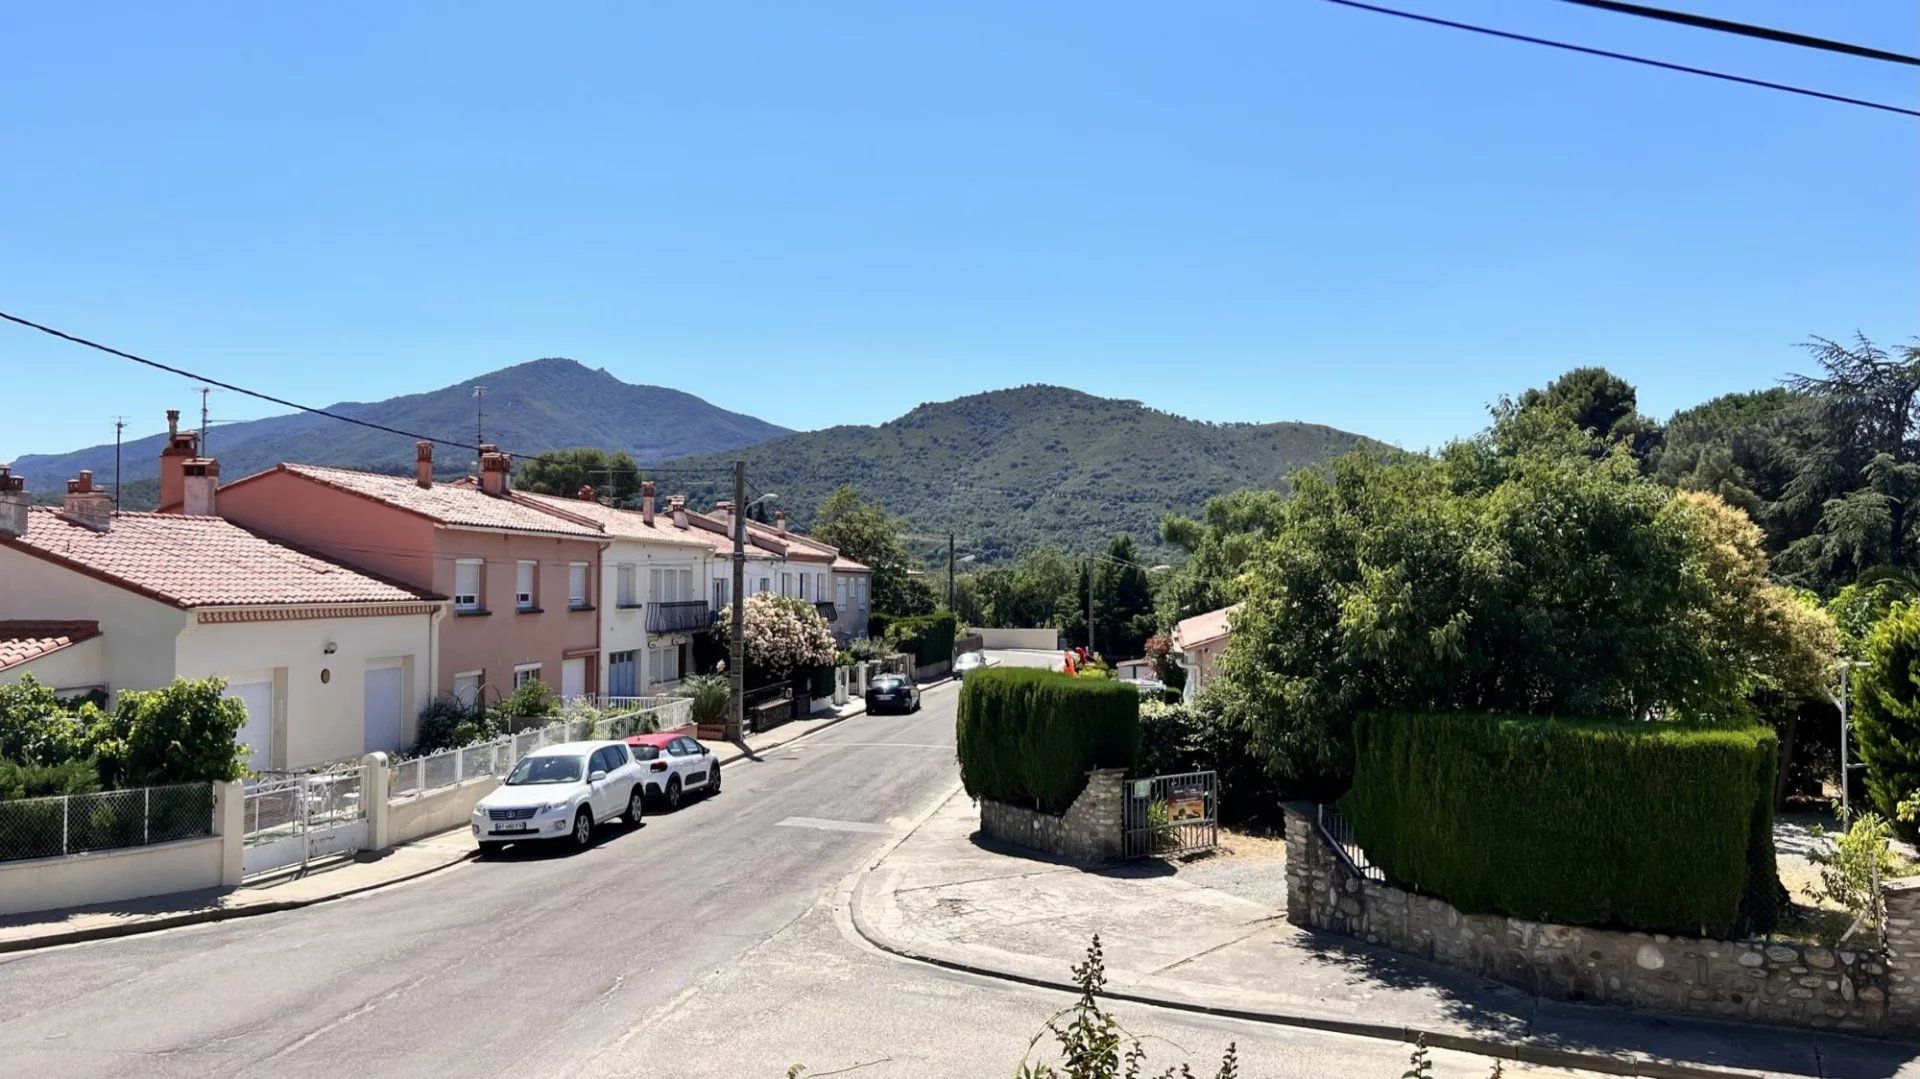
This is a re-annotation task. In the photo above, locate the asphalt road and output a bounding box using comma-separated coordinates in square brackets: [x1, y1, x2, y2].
[0, 677, 1606, 1078]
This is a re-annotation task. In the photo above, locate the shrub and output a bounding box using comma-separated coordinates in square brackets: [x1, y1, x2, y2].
[718, 594, 838, 679]
[1136, 697, 1286, 829]
[1854, 603, 1920, 837]
[956, 668, 1139, 813]
[0, 674, 93, 767]
[886, 611, 958, 667]
[493, 678, 558, 724]
[808, 665, 836, 700]
[1810, 812, 1903, 941]
[413, 694, 489, 754]
[674, 673, 731, 727]
[88, 678, 248, 787]
[846, 636, 893, 663]
[1341, 712, 1779, 938]
[0, 758, 103, 800]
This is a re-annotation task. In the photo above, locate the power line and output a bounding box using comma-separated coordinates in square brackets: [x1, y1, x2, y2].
[1556, 0, 1920, 67]
[1316, 0, 1920, 118]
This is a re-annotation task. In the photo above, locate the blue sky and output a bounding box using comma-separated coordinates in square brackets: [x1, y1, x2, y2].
[1, 1, 1913, 456]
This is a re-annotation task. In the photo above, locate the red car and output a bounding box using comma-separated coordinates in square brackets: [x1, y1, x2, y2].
[623, 732, 721, 811]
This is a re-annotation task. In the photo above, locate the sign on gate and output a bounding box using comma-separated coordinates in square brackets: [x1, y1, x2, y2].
[1123, 770, 1219, 859]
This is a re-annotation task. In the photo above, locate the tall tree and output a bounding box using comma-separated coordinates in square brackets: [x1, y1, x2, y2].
[1852, 603, 1920, 838]
[1511, 366, 1663, 462]
[1092, 534, 1156, 659]
[1158, 488, 1290, 626]
[814, 486, 937, 616]
[516, 447, 640, 503]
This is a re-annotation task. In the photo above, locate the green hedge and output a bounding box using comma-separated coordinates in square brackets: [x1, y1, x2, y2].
[1340, 712, 1779, 938]
[957, 668, 1141, 813]
[887, 612, 959, 667]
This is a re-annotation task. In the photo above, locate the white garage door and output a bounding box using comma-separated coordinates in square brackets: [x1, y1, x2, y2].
[561, 657, 586, 700]
[364, 663, 405, 754]
[226, 680, 274, 773]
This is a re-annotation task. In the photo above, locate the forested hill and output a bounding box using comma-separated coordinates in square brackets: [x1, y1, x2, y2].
[663, 385, 1383, 561]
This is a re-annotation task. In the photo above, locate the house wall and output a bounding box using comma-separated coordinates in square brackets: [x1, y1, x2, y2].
[432, 529, 602, 702]
[1180, 639, 1225, 701]
[601, 538, 711, 690]
[217, 471, 440, 590]
[0, 636, 106, 695]
[174, 610, 434, 769]
[831, 570, 872, 641]
[0, 544, 188, 700]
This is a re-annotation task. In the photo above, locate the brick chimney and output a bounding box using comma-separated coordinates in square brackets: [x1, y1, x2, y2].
[668, 494, 688, 529]
[578, 484, 596, 501]
[641, 481, 656, 526]
[478, 443, 511, 496]
[774, 508, 788, 534]
[415, 441, 434, 489]
[0, 465, 27, 538]
[182, 457, 220, 516]
[714, 499, 734, 537]
[158, 409, 200, 510]
[60, 471, 114, 532]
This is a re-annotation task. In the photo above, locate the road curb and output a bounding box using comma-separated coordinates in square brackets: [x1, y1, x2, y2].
[0, 846, 477, 955]
[842, 794, 1769, 1079]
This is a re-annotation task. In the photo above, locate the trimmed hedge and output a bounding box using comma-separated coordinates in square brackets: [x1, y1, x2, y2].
[957, 668, 1140, 814]
[887, 611, 959, 668]
[1340, 712, 1779, 938]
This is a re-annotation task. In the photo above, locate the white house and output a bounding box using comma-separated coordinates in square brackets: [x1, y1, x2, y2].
[0, 467, 443, 770]
[514, 484, 718, 695]
[1171, 603, 1241, 703]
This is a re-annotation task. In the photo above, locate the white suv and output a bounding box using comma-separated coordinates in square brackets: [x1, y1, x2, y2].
[472, 740, 644, 852]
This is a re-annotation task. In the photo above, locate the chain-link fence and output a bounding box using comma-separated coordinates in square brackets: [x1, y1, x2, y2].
[0, 783, 214, 863]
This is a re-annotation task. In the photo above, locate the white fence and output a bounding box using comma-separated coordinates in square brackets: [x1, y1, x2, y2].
[240, 769, 367, 876]
[389, 698, 693, 802]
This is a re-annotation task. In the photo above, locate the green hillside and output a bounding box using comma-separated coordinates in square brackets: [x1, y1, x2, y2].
[11, 358, 787, 506]
[661, 385, 1382, 562]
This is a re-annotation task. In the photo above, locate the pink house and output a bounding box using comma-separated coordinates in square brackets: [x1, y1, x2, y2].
[215, 442, 609, 707]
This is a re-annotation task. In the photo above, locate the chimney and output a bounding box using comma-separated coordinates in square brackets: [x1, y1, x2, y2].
[415, 441, 434, 488]
[158, 408, 200, 510]
[578, 484, 596, 501]
[60, 471, 114, 532]
[182, 457, 220, 517]
[0, 465, 27, 539]
[477, 443, 510, 496]
[641, 481, 656, 526]
[774, 508, 788, 534]
[668, 494, 688, 529]
[714, 499, 734, 537]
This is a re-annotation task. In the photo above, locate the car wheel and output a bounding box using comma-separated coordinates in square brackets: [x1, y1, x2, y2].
[707, 764, 721, 795]
[569, 808, 593, 849]
[625, 787, 645, 826]
[665, 776, 684, 811]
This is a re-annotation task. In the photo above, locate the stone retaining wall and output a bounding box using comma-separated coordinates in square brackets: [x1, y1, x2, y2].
[979, 768, 1126, 862]
[1281, 803, 1920, 1038]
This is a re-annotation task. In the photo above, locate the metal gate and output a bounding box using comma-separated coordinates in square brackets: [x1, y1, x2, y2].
[241, 767, 367, 877]
[1123, 770, 1218, 858]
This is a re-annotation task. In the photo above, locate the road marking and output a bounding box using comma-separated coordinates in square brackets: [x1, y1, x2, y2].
[774, 816, 895, 835]
[808, 742, 953, 749]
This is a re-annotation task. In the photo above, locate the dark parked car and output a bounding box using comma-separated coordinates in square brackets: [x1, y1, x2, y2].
[864, 673, 921, 714]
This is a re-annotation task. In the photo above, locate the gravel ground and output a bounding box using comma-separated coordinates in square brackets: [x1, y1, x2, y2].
[1171, 829, 1290, 911]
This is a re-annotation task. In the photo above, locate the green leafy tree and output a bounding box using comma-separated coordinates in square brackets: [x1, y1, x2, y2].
[1092, 534, 1155, 659]
[1511, 366, 1663, 462]
[1830, 569, 1920, 655]
[0, 674, 94, 766]
[1853, 602, 1920, 836]
[88, 678, 248, 787]
[813, 485, 937, 616]
[1157, 489, 1289, 627]
[516, 448, 641, 504]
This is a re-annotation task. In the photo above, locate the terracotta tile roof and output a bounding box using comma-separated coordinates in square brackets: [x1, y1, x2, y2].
[510, 492, 714, 549]
[4, 509, 433, 609]
[831, 556, 870, 573]
[264, 465, 605, 538]
[680, 510, 789, 558]
[0, 620, 101, 672]
[1173, 603, 1241, 651]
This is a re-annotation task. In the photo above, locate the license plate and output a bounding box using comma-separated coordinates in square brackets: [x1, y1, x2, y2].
[493, 824, 532, 834]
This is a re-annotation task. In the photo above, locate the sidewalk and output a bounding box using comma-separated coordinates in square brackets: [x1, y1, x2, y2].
[850, 789, 1920, 1079]
[0, 693, 885, 955]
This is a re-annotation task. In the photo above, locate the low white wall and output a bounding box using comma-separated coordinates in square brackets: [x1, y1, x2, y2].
[389, 777, 500, 846]
[976, 628, 1059, 651]
[0, 837, 225, 916]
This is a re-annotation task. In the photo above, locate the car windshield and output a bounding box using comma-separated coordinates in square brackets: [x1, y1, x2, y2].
[505, 754, 585, 785]
[873, 677, 903, 690]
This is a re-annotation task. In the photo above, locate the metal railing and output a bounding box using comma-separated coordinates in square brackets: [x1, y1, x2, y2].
[388, 698, 694, 801]
[647, 600, 715, 634]
[814, 601, 838, 622]
[1316, 804, 1385, 882]
[0, 783, 214, 863]
[1123, 771, 1219, 858]
[241, 771, 364, 845]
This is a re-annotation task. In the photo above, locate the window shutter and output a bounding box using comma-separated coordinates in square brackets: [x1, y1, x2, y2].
[454, 560, 482, 610]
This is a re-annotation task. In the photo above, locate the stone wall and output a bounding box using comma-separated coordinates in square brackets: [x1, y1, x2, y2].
[1281, 803, 1920, 1039]
[979, 768, 1126, 862]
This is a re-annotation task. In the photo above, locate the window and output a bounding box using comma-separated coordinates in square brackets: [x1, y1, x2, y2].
[649, 567, 663, 603]
[713, 578, 730, 609]
[605, 744, 629, 767]
[617, 563, 638, 608]
[630, 744, 660, 761]
[781, 572, 793, 597]
[516, 560, 537, 610]
[799, 573, 808, 599]
[568, 562, 589, 608]
[454, 559, 483, 612]
[816, 573, 827, 599]
[453, 670, 482, 706]
[648, 645, 680, 684]
[857, 577, 869, 609]
[513, 663, 541, 689]
[837, 578, 849, 607]
[678, 568, 693, 602]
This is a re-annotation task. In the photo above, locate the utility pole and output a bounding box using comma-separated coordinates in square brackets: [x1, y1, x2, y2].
[112, 418, 126, 509]
[946, 531, 956, 610]
[727, 460, 747, 742]
[1085, 557, 1095, 654]
[472, 385, 486, 459]
[197, 388, 211, 452]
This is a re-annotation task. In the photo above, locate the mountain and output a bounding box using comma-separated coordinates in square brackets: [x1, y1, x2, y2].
[661, 385, 1384, 562]
[9, 358, 789, 507]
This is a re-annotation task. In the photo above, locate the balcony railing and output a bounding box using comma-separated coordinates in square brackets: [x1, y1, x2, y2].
[814, 601, 838, 622]
[648, 600, 715, 634]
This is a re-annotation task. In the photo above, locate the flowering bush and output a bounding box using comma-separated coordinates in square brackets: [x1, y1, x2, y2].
[718, 593, 837, 679]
